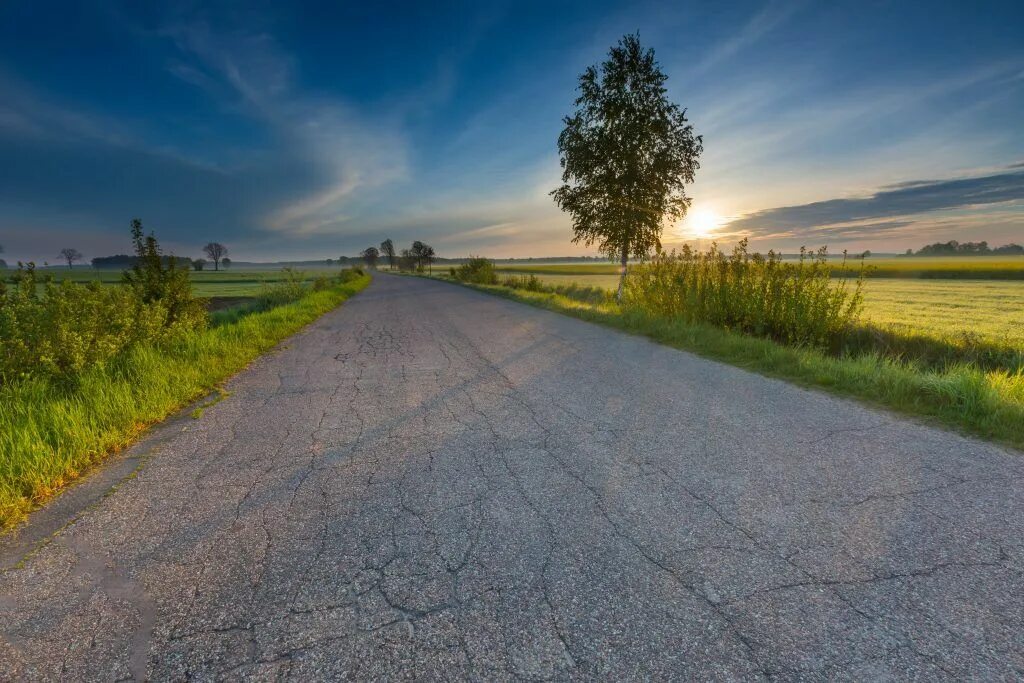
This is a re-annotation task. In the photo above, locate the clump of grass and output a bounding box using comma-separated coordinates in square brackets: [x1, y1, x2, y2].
[501, 273, 544, 291]
[623, 240, 864, 348]
[0, 274, 371, 530]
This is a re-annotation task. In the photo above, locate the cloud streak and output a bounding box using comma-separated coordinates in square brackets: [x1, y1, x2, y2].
[724, 167, 1024, 239]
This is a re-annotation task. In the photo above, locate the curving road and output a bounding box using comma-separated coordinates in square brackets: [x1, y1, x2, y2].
[1, 273, 1022, 680]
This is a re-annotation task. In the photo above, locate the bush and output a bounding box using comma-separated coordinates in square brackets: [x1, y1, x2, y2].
[122, 219, 207, 331]
[452, 257, 498, 284]
[338, 267, 365, 284]
[623, 240, 864, 348]
[0, 264, 178, 384]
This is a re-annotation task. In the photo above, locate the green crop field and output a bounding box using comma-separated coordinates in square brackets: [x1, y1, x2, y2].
[16, 266, 350, 298]
[495, 255, 1024, 279]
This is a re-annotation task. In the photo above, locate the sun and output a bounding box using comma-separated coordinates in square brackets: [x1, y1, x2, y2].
[682, 208, 722, 239]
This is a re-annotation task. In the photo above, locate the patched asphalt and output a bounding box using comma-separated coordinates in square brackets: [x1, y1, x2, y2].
[1, 273, 1022, 680]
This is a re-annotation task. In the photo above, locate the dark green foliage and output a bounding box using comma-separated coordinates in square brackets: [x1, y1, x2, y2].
[203, 242, 228, 270]
[552, 34, 702, 297]
[122, 219, 207, 331]
[380, 238, 396, 269]
[256, 267, 307, 308]
[409, 241, 436, 272]
[915, 240, 1024, 255]
[361, 246, 380, 268]
[452, 257, 498, 284]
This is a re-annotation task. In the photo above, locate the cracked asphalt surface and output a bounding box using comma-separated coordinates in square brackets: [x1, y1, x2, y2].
[2, 273, 1023, 680]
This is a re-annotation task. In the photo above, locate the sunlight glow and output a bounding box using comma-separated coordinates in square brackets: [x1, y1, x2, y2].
[681, 207, 722, 239]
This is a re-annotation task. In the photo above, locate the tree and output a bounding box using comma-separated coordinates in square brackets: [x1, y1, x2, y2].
[361, 246, 380, 268]
[221, 257, 231, 269]
[380, 238, 396, 270]
[552, 34, 703, 300]
[410, 241, 436, 272]
[202, 242, 228, 271]
[59, 248, 83, 269]
[860, 250, 871, 259]
[191, 259, 207, 271]
[326, 258, 334, 266]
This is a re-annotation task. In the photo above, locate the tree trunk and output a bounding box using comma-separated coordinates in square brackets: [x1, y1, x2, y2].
[616, 246, 628, 302]
[214, 260, 219, 271]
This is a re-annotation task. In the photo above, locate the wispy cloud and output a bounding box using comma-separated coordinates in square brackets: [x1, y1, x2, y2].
[723, 166, 1024, 240]
[163, 21, 409, 236]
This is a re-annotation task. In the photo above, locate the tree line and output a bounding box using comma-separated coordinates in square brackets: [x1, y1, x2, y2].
[909, 240, 1023, 256]
[359, 239, 436, 272]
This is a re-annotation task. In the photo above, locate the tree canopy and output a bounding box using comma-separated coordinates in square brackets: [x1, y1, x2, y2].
[552, 33, 702, 298]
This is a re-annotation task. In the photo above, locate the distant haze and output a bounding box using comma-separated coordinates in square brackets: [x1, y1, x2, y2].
[1, 1, 1022, 263]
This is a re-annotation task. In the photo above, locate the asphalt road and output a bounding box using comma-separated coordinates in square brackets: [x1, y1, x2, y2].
[2, 273, 1022, 680]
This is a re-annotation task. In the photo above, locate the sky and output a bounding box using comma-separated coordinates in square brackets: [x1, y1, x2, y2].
[1, 0, 1022, 263]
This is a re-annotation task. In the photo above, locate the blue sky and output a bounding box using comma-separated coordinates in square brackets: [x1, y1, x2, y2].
[1, 0, 1022, 262]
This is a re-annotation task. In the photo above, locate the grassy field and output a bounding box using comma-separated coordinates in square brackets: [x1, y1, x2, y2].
[16, 267, 348, 298]
[0, 273, 371, 529]
[495, 255, 1024, 279]
[492, 265, 1024, 346]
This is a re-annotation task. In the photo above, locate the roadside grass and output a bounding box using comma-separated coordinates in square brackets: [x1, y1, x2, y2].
[0, 274, 370, 530]
[423, 275, 1024, 451]
[491, 267, 1024, 348]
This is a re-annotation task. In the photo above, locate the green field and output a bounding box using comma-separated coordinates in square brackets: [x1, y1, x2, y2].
[493, 264, 1024, 345]
[18, 266, 348, 298]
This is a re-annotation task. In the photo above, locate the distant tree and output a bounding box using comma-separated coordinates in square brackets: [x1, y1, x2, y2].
[380, 238, 396, 270]
[361, 246, 380, 268]
[326, 258, 334, 266]
[410, 241, 436, 272]
[860, 250, 871, 259]
[202, 242, 228, 271]
[993, 243, 1024, 255]
[191, 258, 207, 271]
[221, 257, 231, 269]
[59, 248, 83, 269]
[905, 248, 913, 256]
[338, 255, 350, 264]
[552, 34, 702, 300]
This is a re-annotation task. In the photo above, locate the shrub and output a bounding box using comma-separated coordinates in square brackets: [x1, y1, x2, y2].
[338, 267, 365, 284]
[623, 240, 864, 348]
[0, 264, 169, 383]
[452, 257, 498, 284]
[312, 275, 331, 291]
[122, 219, 207, 332]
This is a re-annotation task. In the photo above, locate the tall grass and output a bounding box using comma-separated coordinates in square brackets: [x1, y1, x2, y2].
[624, 240, 864, 348]
[0, 274, 370, 530]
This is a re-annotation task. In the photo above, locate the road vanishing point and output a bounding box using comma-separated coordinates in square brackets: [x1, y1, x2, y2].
[2, 274, 1022, 680]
